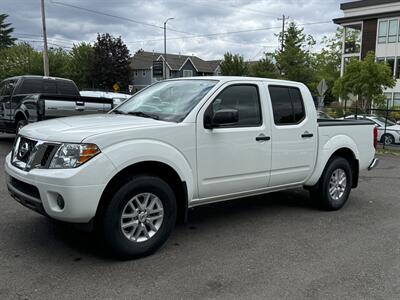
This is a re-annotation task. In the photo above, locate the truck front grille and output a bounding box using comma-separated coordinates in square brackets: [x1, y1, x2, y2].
[15, 137, 37, 163]
[12, 136, 59, 170]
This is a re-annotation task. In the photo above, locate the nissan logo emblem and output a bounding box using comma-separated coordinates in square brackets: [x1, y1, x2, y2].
[18, 142, 30, 158]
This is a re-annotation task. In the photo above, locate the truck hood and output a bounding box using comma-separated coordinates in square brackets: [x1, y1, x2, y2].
[20, 114, 172, 143]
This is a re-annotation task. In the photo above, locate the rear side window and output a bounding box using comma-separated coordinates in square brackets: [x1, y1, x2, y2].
[57, 80, 79, 96]
[18, 79, 43, 94]
[268, 85, 305, 125]
[210, 84, 261, 127]
[43, 80, 57, 94]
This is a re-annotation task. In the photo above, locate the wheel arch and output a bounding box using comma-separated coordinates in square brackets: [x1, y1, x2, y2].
[95, 160, 189, 225]
[305, 145, 359, 188]
[329, 148, 359, 188]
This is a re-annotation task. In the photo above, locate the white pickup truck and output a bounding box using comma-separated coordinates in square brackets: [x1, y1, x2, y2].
[5, 77, 378, 258]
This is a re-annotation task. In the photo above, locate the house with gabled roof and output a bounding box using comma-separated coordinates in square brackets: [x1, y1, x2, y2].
[130, 50, 221, 91]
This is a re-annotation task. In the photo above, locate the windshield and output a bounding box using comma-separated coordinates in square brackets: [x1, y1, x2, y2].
[375, 116, 396, 126]
[113, 80, 217, 122]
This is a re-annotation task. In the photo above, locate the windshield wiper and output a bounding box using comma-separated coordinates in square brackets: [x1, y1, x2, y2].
[112, 109, 126, 115]
[126, 111, 160, 120]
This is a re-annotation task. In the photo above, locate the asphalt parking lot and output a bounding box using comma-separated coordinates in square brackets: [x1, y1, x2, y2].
[1, 134, 400, 300]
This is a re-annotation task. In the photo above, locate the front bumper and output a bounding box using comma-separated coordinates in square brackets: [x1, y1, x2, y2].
[368, 157, 378, 171]
[5, 152, 116, 223]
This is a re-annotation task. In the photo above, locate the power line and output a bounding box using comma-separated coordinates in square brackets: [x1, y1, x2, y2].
[49, 1, 194, 36]
[123, 21, 332, 44]
[170, 0, 280, 18]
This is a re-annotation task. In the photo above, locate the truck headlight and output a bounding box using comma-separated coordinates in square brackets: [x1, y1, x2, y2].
[49, 143, 100, 169]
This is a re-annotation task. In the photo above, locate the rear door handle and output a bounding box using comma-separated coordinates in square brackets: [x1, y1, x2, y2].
[256, 134, 271, 142]
[301, 132, 314, 138]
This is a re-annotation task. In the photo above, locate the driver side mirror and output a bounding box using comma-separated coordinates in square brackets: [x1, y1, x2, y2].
[204, 108, 239, 129]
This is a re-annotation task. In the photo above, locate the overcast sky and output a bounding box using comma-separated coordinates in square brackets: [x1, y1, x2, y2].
[3, 0, 344, 60]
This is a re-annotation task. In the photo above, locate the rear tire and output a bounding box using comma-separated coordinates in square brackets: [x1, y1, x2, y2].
[101, 175, 177, 259]
[310, 156, 353, 211]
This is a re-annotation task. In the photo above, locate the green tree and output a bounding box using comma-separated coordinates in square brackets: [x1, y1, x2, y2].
[68, 42, 94, 89]
[333, 52, 396, 111]
[91, 33, 131, 90]
[220, 52, 248, 76]
[48, 47, 71, 78]
[0, 14, 16, 49]
[274, 22, 314, 87]
[0, 43, 42, 80]
[310, 27, 343, 104]
[249, 53, 279, 78]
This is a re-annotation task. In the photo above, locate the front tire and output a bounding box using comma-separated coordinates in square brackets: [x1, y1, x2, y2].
[310, 156, 353, 211]
[101, 175, 177, 259]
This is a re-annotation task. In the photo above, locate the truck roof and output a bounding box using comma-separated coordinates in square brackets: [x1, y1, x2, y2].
[4, 75, 74, 82]
[165, 76, 306, 86]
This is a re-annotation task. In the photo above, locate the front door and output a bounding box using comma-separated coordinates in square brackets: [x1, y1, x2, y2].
[0, 80, 15, 123]
[196, 82, 272, 200]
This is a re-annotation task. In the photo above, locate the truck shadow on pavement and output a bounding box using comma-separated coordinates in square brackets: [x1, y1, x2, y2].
[0, 134, 316, 261]
[7, 189, 315, 261]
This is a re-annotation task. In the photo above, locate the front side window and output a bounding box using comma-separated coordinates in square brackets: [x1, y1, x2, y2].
[269, 85, 305, 125]
[208, 84, 261, 127]
[114, 79, 217, 122]
[388, 19, 398, 43]
[378, 20, 388, 43]
[19, 79, 43, 94]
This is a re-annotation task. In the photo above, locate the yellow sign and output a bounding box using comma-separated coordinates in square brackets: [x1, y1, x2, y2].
[113, 83, 120, 92]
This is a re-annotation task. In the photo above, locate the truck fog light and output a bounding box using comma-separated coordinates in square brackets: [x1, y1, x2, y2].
[57, 195, 65, 209]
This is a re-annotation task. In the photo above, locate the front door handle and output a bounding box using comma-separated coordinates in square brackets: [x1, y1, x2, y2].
[256, 134, 271, 142]
[301, 132, 314, 138]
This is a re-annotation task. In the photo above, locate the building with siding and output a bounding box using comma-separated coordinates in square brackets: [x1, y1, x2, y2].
[333, 0, 400, 107]
[130, 50, 221, 91]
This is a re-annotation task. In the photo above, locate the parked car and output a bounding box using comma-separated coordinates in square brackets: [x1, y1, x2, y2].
[344, 114, 400, 145]
[80, 90, 131, 107]
[5, 77, 377, 259]
[0, 75, 113, 133]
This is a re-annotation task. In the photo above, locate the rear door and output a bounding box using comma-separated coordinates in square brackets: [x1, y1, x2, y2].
[267, 84, 317, 186]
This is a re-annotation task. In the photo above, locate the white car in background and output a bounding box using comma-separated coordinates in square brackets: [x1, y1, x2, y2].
[80, 91, 131, 107]
[344, 115, 400, 145]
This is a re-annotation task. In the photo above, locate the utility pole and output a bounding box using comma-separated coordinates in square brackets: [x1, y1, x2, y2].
[40, 0, 49, 76]
[278, 14, 288, 52]
[163, 18, 174, 80]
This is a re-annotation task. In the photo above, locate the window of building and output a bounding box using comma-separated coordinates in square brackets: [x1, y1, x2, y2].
[376, 57, 385, 64]
[396, 58, 400, 78]
[344, 23, 362, 54]
[183, 70, 193, 77]
[388, 19, 398, 43]
[134, 71, 138, 77]
[142, 70, 146, 77]
[378, 20, 388, 43]
[393, 93, 400, 108]
[208, 84, 261, 127]
[387, 57, 395, 77]
[384, 92, 393, 108]
[268, 85, 305, 125]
